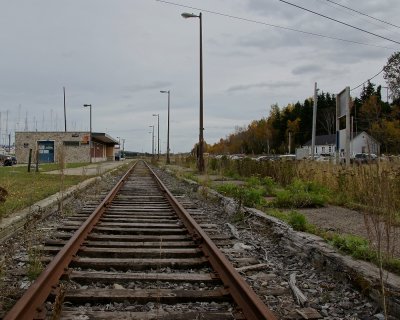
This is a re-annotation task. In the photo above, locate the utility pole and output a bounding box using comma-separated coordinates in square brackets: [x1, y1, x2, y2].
[63, 87, 67, 132]
[288, 131, 291, 154]
[149, 125, 155, 156]
[311, 82, 318, 159]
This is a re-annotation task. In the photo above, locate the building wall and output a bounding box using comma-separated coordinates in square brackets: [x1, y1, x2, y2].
[16, 132, 91, 163]
[305, 145, 336, 156]
[351, 133, 380, 155]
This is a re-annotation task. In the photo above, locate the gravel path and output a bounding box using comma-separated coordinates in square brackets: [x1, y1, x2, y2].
[297, 205, 400, 258]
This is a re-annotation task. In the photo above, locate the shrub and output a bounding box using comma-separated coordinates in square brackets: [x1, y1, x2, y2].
[329, 234, 375, 261]
[271, 179, 329, 208]
[242, 186, 266, 207]
[288, 211, 307, 231]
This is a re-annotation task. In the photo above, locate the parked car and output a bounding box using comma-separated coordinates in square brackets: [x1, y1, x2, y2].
[279, 154, 296, 161]
[3, 156, 13, 166]
[315, 156, 332, 162]
[351, 153, 377, 164]
[255, 155, 278, 162]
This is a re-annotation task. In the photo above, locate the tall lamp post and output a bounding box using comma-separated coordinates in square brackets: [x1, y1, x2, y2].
[83, 104, 92, 163]
[117, 136, 121, 160]
[152, 114, 160, 160]
[182, 12, 205, 173]
[160, 90, 171, 164]
[149, 125, 155, 156]
[121, 138, 125, 159]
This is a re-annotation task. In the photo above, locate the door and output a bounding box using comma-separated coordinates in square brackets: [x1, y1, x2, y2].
[38, 141, 54, 163]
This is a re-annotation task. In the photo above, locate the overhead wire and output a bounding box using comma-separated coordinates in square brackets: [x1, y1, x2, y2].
[323, 0, 400, 30]
[350, 69, 384, 91]
[315, 0, 400, 36]
[155, 0, 395, 50]
[276, 0, 400, 45]
[156, 0, 391, 95]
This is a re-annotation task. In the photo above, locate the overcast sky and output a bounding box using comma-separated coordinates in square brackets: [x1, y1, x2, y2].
[1, 0, 399, 153]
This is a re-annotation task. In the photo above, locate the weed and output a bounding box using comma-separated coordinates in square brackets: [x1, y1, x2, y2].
[27, 247, 43, 281]
[329, 234, 375, 261]
[232, 210, 246, 223]
[288, 211, 307, 231]
[271, 179, 329, 208]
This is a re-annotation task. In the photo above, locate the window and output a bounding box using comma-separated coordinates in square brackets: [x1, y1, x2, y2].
[63, 141, 80, 147]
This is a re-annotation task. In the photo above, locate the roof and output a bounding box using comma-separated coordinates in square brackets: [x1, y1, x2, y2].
[352, 131, 381, 145]
[304, 131, 381, 146]
[92, 132, 119, 145]
[304, 134, 336, 146]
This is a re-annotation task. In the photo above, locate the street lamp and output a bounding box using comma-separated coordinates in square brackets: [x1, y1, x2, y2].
[152, 114, 160, 160]
[116, 136, 121, 160]
[160, 90, 171, 164]
[182, 12, 205, 173]
[149, 125, 155, 156]
[121, 138, 125, 159]
[83, 104, 92, 163]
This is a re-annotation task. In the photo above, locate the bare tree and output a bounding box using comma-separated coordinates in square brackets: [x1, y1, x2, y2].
[318, 108, 335, 134]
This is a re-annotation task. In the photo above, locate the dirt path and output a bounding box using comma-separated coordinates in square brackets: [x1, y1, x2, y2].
[296, 205, 400, 258]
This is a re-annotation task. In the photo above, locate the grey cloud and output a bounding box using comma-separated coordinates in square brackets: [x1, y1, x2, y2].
[292, 64, 323, 75]
[124, 81, 172, 93]
[227, 81, 300, 92]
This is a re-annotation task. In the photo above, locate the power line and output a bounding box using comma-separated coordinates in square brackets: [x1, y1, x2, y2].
[155, 0, 395, 50]
[350, 69, 383, 91]
[324, 0, 400, 30]
[316, 0, 400, 36]
[277, 0, 400, 45]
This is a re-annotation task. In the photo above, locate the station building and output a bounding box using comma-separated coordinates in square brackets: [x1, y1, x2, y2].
[15, 131, 119, 163]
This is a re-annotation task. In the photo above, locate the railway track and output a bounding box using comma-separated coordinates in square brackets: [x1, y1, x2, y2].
[4, 160, 277, 320]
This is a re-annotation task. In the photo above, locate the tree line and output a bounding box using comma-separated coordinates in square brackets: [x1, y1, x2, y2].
[206, 52, 400, 155]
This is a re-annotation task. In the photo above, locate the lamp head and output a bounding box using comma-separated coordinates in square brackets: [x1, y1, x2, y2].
[181, 12, 199, 18]
[83, 104, 91, 107]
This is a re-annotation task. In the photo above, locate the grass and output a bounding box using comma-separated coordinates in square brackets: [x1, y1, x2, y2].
[27, 247, 43, 281]
[0, 165, 87, 218]
[270, 179, 330, 208]
[216, 180, 267, 208]
[37, 162, 90, 172]
[170, 156, 400, 275]
[266, 209, 400, 274]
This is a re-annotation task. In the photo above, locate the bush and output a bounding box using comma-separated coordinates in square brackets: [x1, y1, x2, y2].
[271, 179, 329, 208]
[242, 186, 266, 207]
[216, 183, 238, 197]
[288, 211, 307, 231]
[329, 234, 375, 261]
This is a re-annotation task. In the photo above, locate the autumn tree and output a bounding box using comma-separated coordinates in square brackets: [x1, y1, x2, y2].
[383, 51, 400, 103]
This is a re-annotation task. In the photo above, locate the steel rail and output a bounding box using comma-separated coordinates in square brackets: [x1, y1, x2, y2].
[4, 162, 137, 320]
[146, 162, 277, 320]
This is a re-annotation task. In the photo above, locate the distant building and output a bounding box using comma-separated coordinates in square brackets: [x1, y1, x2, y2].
[15, 131, 118, 163]
[303, 131, 380, 156]
[303, 134, 336, 156]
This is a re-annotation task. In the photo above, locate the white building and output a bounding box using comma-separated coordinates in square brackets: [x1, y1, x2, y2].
[303, 134, 336, 156]
[303, 131, 380, 156]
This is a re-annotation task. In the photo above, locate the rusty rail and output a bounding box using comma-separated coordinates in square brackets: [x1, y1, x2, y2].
[146, 163, 277, 320]
[4, 162, 137, 320]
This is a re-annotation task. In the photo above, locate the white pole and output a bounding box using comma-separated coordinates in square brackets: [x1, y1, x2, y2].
[311, 82, 317, 159]
[345, 87, 351, 167]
